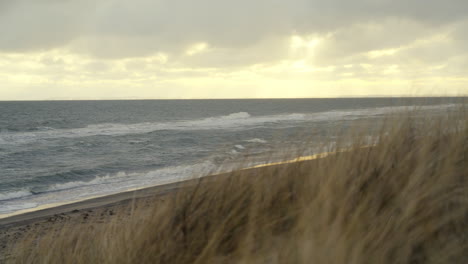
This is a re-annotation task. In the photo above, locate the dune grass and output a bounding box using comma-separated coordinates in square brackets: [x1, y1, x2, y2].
[7, 108, 468, 263]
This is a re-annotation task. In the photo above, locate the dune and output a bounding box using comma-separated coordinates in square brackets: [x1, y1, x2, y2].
[2, 110, 467, 263]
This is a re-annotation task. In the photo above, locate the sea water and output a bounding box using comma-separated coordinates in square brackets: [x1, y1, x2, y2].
[0, 98, 463, 216]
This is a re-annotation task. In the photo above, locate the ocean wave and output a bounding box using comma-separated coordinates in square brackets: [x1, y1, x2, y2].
[41, 160, 218, 194]
[43, 174, 119, 193]
[245, 138, 268, 143]
[4, 154, 240, 217]
[0, 159, 223, 215]
[0, 104, 459, 145]
[0, 112, 304, 145]
[36, 126, 56, 131]
[0, 189, 33, 201]
[0, 202, 38, 214]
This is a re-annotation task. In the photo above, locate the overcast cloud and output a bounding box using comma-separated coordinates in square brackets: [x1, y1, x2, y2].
[0, 0, 467, 99]
[1, 0, 467, 57]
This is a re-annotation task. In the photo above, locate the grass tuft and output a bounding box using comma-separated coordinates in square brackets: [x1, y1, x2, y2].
[7, 108, 468, 263]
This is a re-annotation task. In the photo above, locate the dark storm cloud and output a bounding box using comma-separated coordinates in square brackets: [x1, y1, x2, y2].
[0, 0, 467, 61]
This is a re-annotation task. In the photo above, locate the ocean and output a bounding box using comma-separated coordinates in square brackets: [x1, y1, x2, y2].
[0, 98, 463, 217]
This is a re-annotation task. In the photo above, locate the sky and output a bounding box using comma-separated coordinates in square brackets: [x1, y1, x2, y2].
[0, 0, 467, 100]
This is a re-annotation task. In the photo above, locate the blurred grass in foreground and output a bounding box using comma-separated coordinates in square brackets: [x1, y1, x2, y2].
[10, 107, 468, 264]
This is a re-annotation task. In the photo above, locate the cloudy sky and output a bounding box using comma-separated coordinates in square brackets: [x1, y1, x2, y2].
[0, 0, 467, 100]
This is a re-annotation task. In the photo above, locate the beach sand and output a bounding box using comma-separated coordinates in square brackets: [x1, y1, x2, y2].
[0, 152, 329, 236]
[0, 159, 305, 261]
[0, 177, 201, 260]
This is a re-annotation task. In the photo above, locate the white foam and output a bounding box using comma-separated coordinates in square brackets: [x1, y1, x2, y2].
[0, 160, 221, 216]
[212, 112, 251, 120]
[0, 104, 459, 145]
[0, 190, 33, 201]
[36, 126, 55, 131]
[44, 174, 118, 192]
[235, 145, 245, 150]
[0, 203, 38, 214]
[245, 138, 268, 144]
[56, 161, 217, 197]
[0, 112, 300, 145]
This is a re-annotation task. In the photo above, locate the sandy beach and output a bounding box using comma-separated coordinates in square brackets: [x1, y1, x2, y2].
[0, 173, 204, 260]
[0, 160, 298, 260]
[0, 152, 330, 227]
[1, 110, 466, 264]
[0, 152, 365, 261]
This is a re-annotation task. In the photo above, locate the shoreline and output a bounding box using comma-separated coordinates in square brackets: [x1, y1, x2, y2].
[0, 180, 183, 224]
[0, 158, 323, 260]
[0, 153, 333, 228]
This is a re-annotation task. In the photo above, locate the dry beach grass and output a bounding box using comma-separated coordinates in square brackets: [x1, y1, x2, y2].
[4, 107, 468, 263]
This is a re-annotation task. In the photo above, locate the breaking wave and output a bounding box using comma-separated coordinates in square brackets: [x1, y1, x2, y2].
[0, 104, 458, 146]
[0, 190, 33, 201]
[245, 138, 268, 144]
[0, 160, 221, 216]
[0, 203, 38, 214]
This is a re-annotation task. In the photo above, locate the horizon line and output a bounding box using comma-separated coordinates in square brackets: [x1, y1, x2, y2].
[1, 95, 467, 102]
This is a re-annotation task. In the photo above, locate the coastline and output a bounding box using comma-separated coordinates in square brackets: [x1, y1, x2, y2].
[2, 111, 466, 263]
[0, 152, 333, 228]
[1, 102, 465, 263]
[0, 158, 318, 260]
[0, 179, 185, 228]
[0, 170, 208, 260]
[0, 152, 344, 261]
